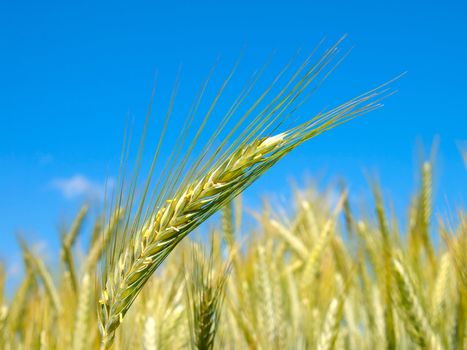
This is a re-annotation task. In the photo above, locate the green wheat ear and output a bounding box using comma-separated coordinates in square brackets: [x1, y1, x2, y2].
[97, 39, 396, 348]
[184, 241, 231, 350]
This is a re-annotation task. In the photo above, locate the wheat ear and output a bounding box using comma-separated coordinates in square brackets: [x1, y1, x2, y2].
[99, 99, 385, 347]
[392, 257, 444, 350]
[61, 204, 88, 295]
[255, 243, 285, 349]
[373, 186, 397, 350]
[317, 297, 344, 350]
[98, 44, 392, 347]
[101, 109, 359, 347]
[142, 316, 157, 350]
[72, 273, 91, 350]
[185, 243, 230, 350]
[19, 240, 62, 314]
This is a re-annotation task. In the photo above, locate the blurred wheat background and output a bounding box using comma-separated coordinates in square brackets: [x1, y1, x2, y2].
[1, 158, 465, 349]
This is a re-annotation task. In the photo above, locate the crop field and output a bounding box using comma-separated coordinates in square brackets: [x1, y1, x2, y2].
[0, 42, 465, 350]
[2, 162, 465, 349]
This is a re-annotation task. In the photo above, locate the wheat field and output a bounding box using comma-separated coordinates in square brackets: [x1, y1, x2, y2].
[2, 163, 465, 350]
[1, 42, 465, 350]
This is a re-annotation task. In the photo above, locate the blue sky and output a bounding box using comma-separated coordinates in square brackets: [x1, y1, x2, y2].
[0, 0, 466, 276]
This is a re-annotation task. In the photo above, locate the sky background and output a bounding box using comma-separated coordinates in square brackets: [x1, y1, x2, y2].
[0, 0, 466, 280]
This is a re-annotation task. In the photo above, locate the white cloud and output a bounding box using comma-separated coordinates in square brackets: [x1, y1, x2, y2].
[51, 174, 114, 200]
